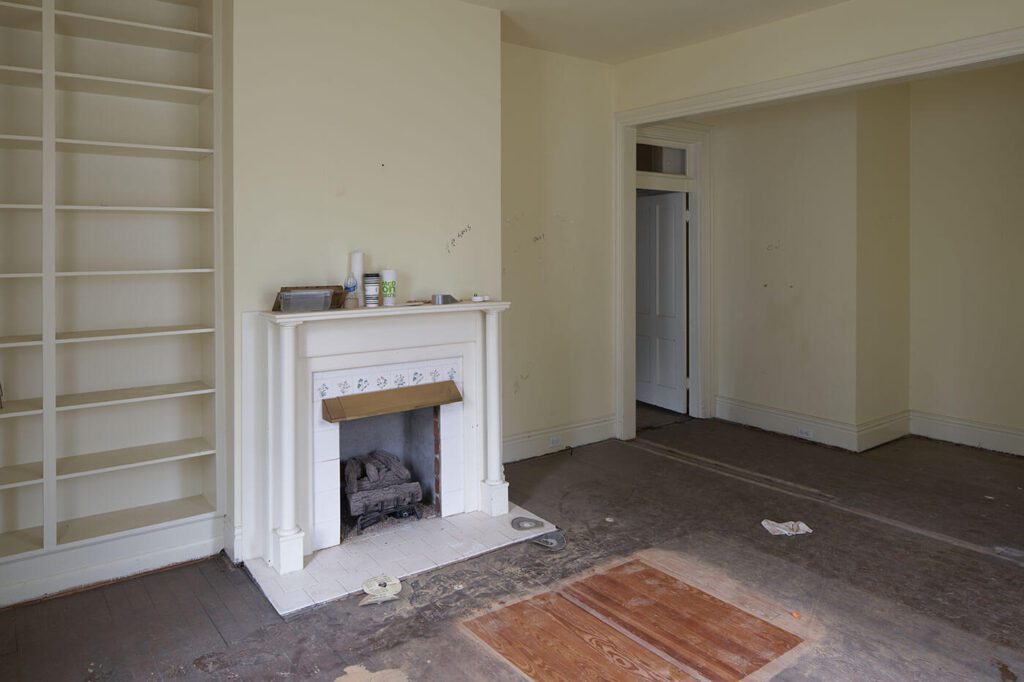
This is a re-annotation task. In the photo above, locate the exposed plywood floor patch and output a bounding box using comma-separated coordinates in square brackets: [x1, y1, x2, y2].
[465, 556, 807, 681]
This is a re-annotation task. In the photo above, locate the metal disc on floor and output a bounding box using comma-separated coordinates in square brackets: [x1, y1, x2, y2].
[531, 530, 566, 551]
[511, 516, 543, 531]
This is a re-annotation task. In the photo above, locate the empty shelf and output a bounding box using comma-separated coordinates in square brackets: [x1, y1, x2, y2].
[56, 495, 214, 545]
[56, 381, 214, 411]
[0, 461, 42, 490]
[0, 2, 40, 30]
[57, 71, 212, 103]
[57, 324, 214, 344]
[57, 438, 213, 479]
[55, 10, 212, 52]
[0, 203, 42, 210]
[0, 333, 42, 348]
[56, 138, 212, 159]
[0, 65, 41, 87]
[0, 272, 42, 278]
[56, 268, 213, 276]
[0, 396, 43, 419]
[0, 133, 42, 149]
[0, 526, 42, 559]
[57, 204, 213, 213]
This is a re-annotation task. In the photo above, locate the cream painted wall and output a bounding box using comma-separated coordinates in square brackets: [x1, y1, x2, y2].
[231, 0, 501, 315]
[699, 95, 860, 424]
[909, 62, 1024, 431]
[500, 43, 615, 439]
[615, 0, 1024, 113]
[855, 85, 910, 423]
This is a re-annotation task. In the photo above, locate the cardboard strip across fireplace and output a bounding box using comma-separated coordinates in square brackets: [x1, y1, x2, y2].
[321, 380, 463, 423]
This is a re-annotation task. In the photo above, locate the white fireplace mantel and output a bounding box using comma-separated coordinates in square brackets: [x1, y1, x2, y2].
[251, 301, 510, 575]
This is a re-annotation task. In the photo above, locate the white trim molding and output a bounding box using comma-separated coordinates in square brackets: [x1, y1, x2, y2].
[910, 411, 1024, 458]
[503, 416, 617, 463]
[616, 27, 1024, 127]
[715, 396, 865, 451]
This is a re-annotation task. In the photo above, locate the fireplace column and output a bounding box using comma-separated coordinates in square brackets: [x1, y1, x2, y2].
[481, 308, 509, 515]
[272, 319, 305, 574]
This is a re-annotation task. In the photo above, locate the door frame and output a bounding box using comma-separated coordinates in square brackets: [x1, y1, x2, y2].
[616, 124, 712, 439]
[611, 27, 1024, 441]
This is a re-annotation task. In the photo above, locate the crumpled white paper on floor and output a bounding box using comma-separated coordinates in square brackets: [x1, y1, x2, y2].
[761, 519, 813, 536]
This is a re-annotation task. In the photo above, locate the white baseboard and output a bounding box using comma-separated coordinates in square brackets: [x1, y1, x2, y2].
[0, 515, 224, 608]
[714, 396, 1024, 457]
[910, 411, 1024, 457]
[714, 396, 864, 450]
[856, 411, 911, 451]
[503, 416, 617, 463]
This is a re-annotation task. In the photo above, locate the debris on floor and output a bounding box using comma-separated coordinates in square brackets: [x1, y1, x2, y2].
[359, 575, 402, 606]
[762, 519, 813, 536]
[511, 516, 543, 531]
[531, 530, 567, 551]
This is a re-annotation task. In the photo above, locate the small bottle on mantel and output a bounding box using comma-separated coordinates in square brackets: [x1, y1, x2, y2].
[343, 273, 358, 309]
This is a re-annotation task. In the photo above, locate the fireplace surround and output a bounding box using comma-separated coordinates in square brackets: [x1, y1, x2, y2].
[239, 302, 512, 576]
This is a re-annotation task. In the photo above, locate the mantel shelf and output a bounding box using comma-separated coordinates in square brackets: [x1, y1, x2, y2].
[262, 300, 511, 325]
[56, 381, 214, 412]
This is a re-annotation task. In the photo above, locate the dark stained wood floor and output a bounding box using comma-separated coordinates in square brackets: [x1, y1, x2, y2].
[466, 559, 802, 682]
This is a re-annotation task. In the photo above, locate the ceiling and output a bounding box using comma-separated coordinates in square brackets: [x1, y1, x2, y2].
[461, 0, 850, 64]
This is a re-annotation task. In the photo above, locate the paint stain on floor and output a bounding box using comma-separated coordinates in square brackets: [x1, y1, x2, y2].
[334, 664, 409, 681]
[464, 558, 803, 681]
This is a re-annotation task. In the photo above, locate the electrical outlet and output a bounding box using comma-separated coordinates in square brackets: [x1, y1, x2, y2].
[796, 427, 814, 440]
[548, 435, 562, 449]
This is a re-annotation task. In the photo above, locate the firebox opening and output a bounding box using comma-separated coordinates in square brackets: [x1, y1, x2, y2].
[338, 406, 441, 534]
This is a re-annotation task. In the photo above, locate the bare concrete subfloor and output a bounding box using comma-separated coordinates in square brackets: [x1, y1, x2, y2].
[2, 418, 1023, 680]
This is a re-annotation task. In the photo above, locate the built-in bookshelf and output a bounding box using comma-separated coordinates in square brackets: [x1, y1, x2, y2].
[0, 0, 221, 569]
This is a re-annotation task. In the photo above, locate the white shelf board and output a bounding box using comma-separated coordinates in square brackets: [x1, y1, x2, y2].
[56, 268, 213, 277]
[57, 71, 212, 103]
[55, 9, 212, 52]
[0, 64, 42, 87]
[0, 396, 43, 419]
[0, 2, 40, 31]
[56, 494, 214, 545]
[0, 461, 42, 490]
[0, 272, 42, 278]
[56, 138, 212, 159]
[0, 526, 42, 559]
[56, 324, 214, 344]
[0, 133, 42, 149]
[0, 333, 42, 348]
[57, 438, 213, 479]
[0, 204, 42, 210]
[56, 380, 214, 412]
[56, 204, 213, 213]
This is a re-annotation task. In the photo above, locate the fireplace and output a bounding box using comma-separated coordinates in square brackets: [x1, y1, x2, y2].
[241, 300, 558, 614]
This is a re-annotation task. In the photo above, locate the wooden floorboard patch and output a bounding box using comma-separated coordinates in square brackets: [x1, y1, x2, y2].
[464, 559, 803, 682]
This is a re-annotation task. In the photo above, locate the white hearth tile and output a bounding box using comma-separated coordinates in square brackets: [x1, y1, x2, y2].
[314, 461, 340, 491]
[314, 488, 341, 522]
[314, 428, 339, 462]
[248, 504, 555, 615]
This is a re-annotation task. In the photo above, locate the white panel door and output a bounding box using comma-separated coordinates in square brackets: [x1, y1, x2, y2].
[636, 192, 687, 413]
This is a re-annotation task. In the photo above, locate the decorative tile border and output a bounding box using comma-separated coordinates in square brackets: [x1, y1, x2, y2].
[314, 358, 463, 402]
